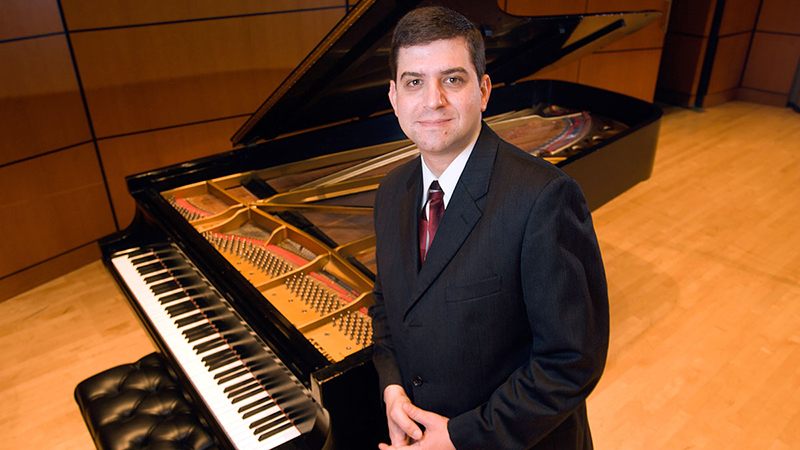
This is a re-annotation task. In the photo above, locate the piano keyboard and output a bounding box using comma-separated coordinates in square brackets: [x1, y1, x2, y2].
[111, 244, 324, 449]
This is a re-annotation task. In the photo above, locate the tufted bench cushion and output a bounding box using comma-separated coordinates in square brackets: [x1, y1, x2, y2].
[75, 352, 219, 450]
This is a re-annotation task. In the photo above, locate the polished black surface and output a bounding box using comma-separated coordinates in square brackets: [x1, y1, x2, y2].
[101, 1, 663, 448]
[232, 0, 660, 145]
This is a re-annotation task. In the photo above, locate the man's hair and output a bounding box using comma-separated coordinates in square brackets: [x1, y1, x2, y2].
[389, 6, 486, 81]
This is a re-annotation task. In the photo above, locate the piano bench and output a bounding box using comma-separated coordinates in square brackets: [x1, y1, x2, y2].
[74, 352, 219, 450]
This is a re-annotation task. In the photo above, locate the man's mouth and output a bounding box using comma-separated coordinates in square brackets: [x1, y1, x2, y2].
[417, 118, 452, 126]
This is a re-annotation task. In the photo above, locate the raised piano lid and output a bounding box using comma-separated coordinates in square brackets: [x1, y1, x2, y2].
[231, 0, 661, 147]
[109, 3, 664, 446]
[120, 0, 664, 378]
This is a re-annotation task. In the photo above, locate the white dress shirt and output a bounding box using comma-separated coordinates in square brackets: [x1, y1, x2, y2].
[419, 135, 478, 214]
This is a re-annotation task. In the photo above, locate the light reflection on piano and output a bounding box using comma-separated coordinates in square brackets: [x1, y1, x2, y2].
[110, 244, 329, 449]
[99, 1, 662, 447]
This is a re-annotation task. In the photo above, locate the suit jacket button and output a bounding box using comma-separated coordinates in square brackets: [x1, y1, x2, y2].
[412, 376, 423, 387]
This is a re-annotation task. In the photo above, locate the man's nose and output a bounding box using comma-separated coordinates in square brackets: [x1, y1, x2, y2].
[423, 83, 445, 108]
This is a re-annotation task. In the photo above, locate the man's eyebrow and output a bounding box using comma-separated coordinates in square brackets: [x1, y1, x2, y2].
[399, 71, 423, 79]
[399, 67, 469, 79]
[441, 67, 469, 76]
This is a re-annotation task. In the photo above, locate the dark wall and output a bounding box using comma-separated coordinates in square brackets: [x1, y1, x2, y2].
[0, 0, 669, 301]
[656, 0, 800, 107]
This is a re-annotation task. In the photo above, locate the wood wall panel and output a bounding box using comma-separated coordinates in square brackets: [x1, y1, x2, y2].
[737, 87, 789, 106]
[756, 0, 800, 34]
[0, 36, 92, 166]
[586, 0, 669, 51]
[741, 32, 800, 94]
[0, 143, 115, 279]
[0, 243, 99, 304]
[71, 9, 344, 138]
[718, 0, 760, 36]
[504, 0, 586, 16]
[666, 0, 715, 36]
[700, 86, 738, 107]
[60, 0, 343, 30]
[98, 117, 247, 228]
[0, 0, 63, 41]
[578, 49, 663, 101]
[526, 60, 582, 84]
[707, 32, 751, 95]
[657, 33, 706, 94]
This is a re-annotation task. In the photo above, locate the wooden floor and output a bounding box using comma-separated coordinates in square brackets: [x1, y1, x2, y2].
[1, 101, 798, 449]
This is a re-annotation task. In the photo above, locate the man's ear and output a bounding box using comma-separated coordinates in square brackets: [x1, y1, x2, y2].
[480, 74, 492, 112]
[388, 80, 398, 116]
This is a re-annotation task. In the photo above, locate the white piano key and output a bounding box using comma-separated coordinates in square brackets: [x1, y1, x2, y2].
[112, 250, 300, 449]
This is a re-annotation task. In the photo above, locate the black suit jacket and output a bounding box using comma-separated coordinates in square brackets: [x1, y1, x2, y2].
[369, 123, 609, 450]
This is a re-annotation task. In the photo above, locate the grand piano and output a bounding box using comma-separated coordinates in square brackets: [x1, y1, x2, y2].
[99, 0, 663, 448]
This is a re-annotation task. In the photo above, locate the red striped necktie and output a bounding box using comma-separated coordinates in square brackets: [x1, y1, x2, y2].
[419, 181, 444, 264]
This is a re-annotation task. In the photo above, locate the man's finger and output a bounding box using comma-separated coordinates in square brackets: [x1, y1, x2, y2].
[391, 406, 422, 441]
[403, 402, 436, 427]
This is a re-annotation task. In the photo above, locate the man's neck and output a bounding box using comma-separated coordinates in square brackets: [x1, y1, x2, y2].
[419, 127, 481, 178]
[422, 153, 457, 178]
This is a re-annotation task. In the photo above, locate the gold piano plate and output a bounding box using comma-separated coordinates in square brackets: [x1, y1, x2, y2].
[160, 107, 628, 363]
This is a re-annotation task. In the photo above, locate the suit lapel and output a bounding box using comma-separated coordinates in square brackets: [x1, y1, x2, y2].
[406, 123, 500, 315]
[396, 161, 422, 312]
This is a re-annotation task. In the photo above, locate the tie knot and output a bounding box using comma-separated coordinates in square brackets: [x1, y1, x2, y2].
[420, 180, 444, 264]
[428, 181, 443, 202]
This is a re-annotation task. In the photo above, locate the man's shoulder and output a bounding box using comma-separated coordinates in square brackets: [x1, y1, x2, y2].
[476, 122, 567, 179]
[494, 137, 568, 183]
[379, 155, 419, 188]
[374, 155, 420, 207]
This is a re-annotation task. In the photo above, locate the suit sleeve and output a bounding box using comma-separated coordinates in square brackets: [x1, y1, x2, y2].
[368, 184, 404, 395]
[448, 175, 610, 449]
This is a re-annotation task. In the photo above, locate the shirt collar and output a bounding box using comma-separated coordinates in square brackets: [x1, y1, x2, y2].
[420, 134, 478, 209]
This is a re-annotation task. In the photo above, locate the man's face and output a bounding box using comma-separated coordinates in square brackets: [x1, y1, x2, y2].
[389, 37, 491, 162]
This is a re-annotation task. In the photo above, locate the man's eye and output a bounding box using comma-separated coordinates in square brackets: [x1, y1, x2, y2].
[446, 77, 461, 84]
[407, 79, 421, 86]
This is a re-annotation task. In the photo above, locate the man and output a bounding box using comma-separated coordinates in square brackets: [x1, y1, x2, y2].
[368, 6, 609, 450]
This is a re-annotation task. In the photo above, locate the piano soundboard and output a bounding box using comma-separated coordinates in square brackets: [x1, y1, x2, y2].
[99, 2, 662, 447]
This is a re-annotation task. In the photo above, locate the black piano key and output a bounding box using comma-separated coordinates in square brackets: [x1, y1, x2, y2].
[226, 382, 260, 399]
[131, 254, 157, 266]
[161, 274, 203, 292]
[175, 313, 205, 328]
[257, 422, 294, 442]
[238, 396, 273, 414]
[250, 411, 283, 430]
[145, 267, 195, 284]
[255, 417, 292, 438]
[151, 280, 180, 295]
[231, 387, 264, 404]
[150, 245, 176, 255]
[203, 350, 238, 369]
[186, 328, 217, 344]
[208, 319, 236, 334]
[202, 348, 232, 364]
[184, 324, 215, 342]
[166, 301, 196, 317]
[159, 291, 188, 305]
[137, 262, 165, 275]
[209, 355, 240, 371]
[161, 257, 190, 269]
[214, 364, 245, 380]
[124, 248, 150, 258]
[253, 365, 291, 391]
[224, 378, 256, 394]
[194, 338, 225, 354]
[218, 370, 250, 386]
[242, 400, 276, 420]
[143, 271, 171, 284]
[137, 256, 186, 275]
